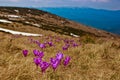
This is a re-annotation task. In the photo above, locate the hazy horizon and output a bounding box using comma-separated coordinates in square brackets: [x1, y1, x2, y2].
[0, 6, 120, 11]
[0, 0, 120, 10]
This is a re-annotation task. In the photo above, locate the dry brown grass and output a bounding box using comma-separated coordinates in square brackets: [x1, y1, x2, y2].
[0, 31, 120, 80]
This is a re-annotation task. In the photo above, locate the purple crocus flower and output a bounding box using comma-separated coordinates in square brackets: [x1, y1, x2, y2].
[63, 56, 71, 66]
[65, 44, 70, 47]
[73, 43, 78, 47]
[48, 41, 53, 46]
[50, 58, 56, 64]
[36, 41, 41, 46]
[38, 51, 44, 58]
[35, 40, 40, 44]
[33, 49, 39, 56]
[39, 43, 46, 49]
[44, 41, 48, 45]
[55, 39, 60, 42]
[50, 58, 60, 70]
[33, 57, 42, 66]
[40, 61, 50, 73]
[22, 50, 28, 57]
[62, 46, 68, 50]
[56, 52, 63, 61]
[64, 39, 69, 44]
[70, 40, 74, 43]
[33, 50, 44, 58]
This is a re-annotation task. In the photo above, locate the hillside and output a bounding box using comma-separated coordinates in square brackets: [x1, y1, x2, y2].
[0, 7, 119, 38]
[0, 7, 120, 80]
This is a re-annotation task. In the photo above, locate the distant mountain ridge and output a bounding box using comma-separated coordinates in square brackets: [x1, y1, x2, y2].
[0, 7, 119, 39]
[38, 7, 120, 35]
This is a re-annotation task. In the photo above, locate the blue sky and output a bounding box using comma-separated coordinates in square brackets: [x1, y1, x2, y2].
[0, 0, 120, 10]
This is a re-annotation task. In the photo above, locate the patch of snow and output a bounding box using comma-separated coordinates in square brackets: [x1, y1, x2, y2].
[14, 10, 19, 13]
[0, 27, 42, 36]
[28, 10, 31, 12]
[70, 33, 79, 37]
[8, 15, 20, 18]
[25, 21, 30, 24]
[32, 23, 41, 27]
[0, 19, 12, 23]
[25, 22, 41, 27]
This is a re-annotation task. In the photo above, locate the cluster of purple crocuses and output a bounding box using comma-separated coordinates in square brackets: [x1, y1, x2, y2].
[50, 52, 71, 70]
[27, 36, 79, 51]
[22, 49, 71, 73]
[22, 35, 80, 73]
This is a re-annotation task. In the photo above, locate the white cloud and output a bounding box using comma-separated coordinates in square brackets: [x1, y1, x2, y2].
[91, 0, 109, 2]
[70, 0, 109, 3]
[8, 0, 20, 2]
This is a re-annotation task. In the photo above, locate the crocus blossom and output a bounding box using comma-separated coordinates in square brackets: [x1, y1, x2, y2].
[62, 46, 68, 50]
[33, 49, 39, 56]
[63, 56, 71, 66]
[40, 61, 50, 73]
[65, 44, 70, 47]
[50, 58, 60, 70]
[64, 39, 69, 43]
[22, 49, 28, 57]
[73, 43, 78, 47]
[33, 57, 42, 66]
[56, 52, 63, 61]
[38, 51, 44, 58]
[48, 41, 53, 46]
[33, 49, 44, 58]
[39, 43, 46, 48]
[35, 40, 40, 44]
